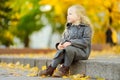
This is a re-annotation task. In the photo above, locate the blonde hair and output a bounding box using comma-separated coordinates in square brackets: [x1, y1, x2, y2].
[68, 5, 92, 27]
[67, 5, 94, 39]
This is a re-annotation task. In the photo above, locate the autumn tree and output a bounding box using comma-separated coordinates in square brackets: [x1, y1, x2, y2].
[0, 0, 13, 47]
[10, 0, 44, 47]
[39, 0, 120, 44]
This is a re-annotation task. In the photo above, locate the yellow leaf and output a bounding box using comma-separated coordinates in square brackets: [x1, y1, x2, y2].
[30, 67, 39, 72]
[41, 75, 46, 78]
[15, 61, 20, 66]
[97, 77, 105, 80]
[112, 29, 118, 44]
[24, 64, 30, 69]
[7, 63, 14, 68]
[62, 76, 68, 78]
[41, 65, 46, 70]
[27, 73, 37, 77]
[54, 4, 63, 15]
[80, 78, 87, 80]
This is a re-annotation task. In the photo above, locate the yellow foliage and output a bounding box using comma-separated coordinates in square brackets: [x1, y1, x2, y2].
[62, 76, 68, 78]
[112, 29, 118, 44]
[38, 0, 120, 44]
[92, 30, 106, 44]
[39, 0, 51, 5]
[103, 0, 111, 8]
[5, 1, 11, 6]
[27, 72, 37, 77]
[54, 4, 63, 15]
[15, 61, 20, 66]
[24, 64, 30, 69]
[15, 13, 21, 19]
[97, 77, 105, 80]
[0, 62, 7, 67]
[26, 2, 33, 10]
[4, 31, 13, 40]
[30, 67, 39, 72]
[0, 62, 40, 77]
[41, 65, 47, 70]
[7, 63, 14, 68]
[41, 75, 46, 78]
[19, 64, 24, 69]
[10, 21, 18, 26]
[70, 74, 90, 80]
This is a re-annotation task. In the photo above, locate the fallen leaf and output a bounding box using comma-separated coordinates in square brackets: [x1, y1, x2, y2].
[41, 65, 46, 70]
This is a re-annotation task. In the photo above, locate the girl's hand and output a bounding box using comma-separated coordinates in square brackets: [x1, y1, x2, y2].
[63, 42, 71, 48]
[58, 43, 65, 50]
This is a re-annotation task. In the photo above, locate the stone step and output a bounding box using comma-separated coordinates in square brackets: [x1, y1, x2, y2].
[70, 58, 120, 80]
[0, 76, 70, 80]
[0, 57, 120, 80]
[0, 57, 52, 68]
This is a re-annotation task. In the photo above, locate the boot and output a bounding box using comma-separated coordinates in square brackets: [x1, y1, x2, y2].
[53, 65, 69, 77]
[38, 65, 55, 76]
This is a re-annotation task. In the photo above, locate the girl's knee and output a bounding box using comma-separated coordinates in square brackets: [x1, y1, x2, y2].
[65, 46, 76, 54]
[65, 46, 73, 51]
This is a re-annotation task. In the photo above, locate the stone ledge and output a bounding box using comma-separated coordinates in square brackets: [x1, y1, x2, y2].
[0, 76, 70, 80]
[71, 59, 120, 80]
[0, 57, 120, 80]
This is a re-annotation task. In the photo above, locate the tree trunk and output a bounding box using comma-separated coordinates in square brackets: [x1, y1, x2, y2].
[4, 42, 10, 47]
[108, 5, 113, 25]
[24, 34, 29, 47]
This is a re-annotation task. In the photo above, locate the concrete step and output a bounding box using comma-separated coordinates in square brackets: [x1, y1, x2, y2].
[0, 57, 120, 80]
[0, 76, 70, 80]
[70, 59, 120, 80]
[0, 57, 52, 68]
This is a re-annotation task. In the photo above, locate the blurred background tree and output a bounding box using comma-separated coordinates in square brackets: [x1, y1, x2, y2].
[39, 0, 120, 44]
[0, 0, 13, 47]
[9, 0, 45, 47]
[0, 0, 120, 48]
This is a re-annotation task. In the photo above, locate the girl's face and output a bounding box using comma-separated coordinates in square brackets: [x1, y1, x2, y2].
[67, 8, 80, 24]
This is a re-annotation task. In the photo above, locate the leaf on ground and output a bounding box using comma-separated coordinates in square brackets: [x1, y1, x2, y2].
[24, 64, 30, 69]
[7, 63, 14, 68]
[30, 67, 39, 72]
[15, 61, 20, 66]
[70, 74, 90, 80]
[62, 76, 68, 78]
[97, 77, 105, 80]
[41, 65, 46, 70]
[27, 72, 37, 77]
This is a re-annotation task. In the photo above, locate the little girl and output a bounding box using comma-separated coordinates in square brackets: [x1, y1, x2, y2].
[39, 5, 92, 77]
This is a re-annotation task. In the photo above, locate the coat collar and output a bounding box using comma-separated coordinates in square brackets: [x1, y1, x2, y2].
[66, 23, 87, 29]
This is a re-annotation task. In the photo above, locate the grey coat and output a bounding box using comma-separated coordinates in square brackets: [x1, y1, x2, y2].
[55, 23, 92, 60]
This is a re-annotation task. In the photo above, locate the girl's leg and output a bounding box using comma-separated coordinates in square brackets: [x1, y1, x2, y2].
[52, 46, 79, 68]
[53, 46, 86, 77]
[38, 50, 64, 76]
[63, 46, 76, 67]
[53, 46, 76, 77]
[64, 46, 87, 66]
[51, 51, 64, 68]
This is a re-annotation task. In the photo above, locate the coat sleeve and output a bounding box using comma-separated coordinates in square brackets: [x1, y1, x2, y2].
[70, 27, 92, 48]
[55, 30, 67, 50]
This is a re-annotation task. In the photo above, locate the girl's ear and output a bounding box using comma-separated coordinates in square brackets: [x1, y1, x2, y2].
[79, 15, 83, 23]
[77, 15, 81, 21]
[78, 16, 81, 19]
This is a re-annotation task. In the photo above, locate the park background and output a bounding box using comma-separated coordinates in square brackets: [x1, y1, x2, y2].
[0, 0, 120, 80]
[0, 0, 120, 49]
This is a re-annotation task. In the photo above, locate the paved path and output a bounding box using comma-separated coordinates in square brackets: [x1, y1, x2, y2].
[0, 67, 70, 80]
